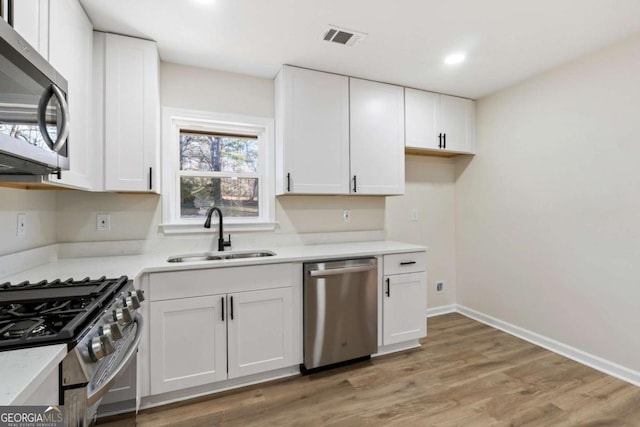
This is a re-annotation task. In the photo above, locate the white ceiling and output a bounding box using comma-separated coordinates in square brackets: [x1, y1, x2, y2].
[79, 0, 640, 99]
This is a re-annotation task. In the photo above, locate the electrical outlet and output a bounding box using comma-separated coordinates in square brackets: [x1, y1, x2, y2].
[411, 208, 419, 222]
[436, 282, 445, 293]
[343, 209, 351, 223]
[17, 213, 26, 237]
[97, 213, 111, 231]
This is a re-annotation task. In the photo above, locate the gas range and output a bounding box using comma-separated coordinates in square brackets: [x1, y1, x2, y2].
[0, 275, 145, 426]
[0, 276, 135, 351]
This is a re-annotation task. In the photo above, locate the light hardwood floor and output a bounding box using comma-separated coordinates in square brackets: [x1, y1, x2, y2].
[98, 313, 640, 426]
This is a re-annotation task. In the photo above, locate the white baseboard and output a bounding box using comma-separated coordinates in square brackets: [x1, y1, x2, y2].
[425, 304, 456, 318]
[456, 304, 640, 388]
[374, 340, 421, 357]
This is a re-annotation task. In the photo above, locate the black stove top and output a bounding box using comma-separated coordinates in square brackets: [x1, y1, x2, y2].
[0, 276, 129, 351]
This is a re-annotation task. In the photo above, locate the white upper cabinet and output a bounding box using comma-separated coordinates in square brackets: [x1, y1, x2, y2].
[94, 32, 160, 193]
[275, 66, 350, 195]
[350, 78, 405, 195]
[275, 66, 405, 196]
[439, 94, 475, 152]
[405, 88, 475, 155]
[405, 89, 438, 149]
[47, 0, 94, 190]
[11, 0, 94, 190]
[11, 0, 49, 58]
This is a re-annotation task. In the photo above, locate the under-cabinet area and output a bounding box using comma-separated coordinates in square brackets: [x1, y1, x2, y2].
[134, 249, 427, 407]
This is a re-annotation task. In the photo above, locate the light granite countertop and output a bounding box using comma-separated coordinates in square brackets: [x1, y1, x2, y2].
[0, 344, 67, 405]
[1, 240, 426, 284]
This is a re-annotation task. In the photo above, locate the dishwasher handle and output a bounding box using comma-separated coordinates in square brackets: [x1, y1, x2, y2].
[309, 264, 376, 277]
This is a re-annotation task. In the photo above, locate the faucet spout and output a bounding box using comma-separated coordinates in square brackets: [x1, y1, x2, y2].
[204, 206, 231, 251]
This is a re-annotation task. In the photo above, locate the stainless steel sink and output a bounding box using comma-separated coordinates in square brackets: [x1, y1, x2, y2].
[167, 250, 276, 263]
[167, 254, 224, 263]
[223, 251, 276, 259]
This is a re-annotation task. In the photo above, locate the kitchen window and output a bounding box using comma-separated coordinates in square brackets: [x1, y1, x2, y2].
[161, 108, 275, 233]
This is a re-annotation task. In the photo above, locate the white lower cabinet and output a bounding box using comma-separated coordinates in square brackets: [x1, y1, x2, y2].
[150, 295, 227, 394]
[149, 282, 294, 395]
[382, 273, 427, 345]
[382, 252, 427, 346]
[227, 288, 293, 379]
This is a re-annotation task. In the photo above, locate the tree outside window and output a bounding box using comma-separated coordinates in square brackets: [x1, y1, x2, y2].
[179, 131, 260, 219]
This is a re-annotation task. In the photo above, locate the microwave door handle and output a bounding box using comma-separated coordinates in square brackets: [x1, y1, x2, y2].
[37, 84, 70, 153]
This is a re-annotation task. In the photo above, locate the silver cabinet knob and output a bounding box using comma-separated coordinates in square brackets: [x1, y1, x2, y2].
[113, 307, 132, 325]
[130, 289, 145, 302]
[100, 323, 123, 342]
[89, 335, 114, 361]
[123, 295, 140, 310]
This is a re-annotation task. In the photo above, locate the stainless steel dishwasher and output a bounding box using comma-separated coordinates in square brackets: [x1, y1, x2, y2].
[302, 258, 378, 372]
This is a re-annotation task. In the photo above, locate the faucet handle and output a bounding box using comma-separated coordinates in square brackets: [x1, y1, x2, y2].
[224, 234, 232, 248]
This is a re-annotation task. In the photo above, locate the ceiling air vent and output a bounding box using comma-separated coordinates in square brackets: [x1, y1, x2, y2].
[322, 25, 367, 47]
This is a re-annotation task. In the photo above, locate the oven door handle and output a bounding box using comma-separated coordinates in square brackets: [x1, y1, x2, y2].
[86, 313, 143, 407]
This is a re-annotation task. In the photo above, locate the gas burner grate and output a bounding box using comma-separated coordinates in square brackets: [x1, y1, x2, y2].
[0, 276, 130, 351]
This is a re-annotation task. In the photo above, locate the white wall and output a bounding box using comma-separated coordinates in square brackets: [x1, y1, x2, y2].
[54, 62, 386, 243]
[455, 33, 640, 371]
[386, 155, 457, 308]
[161, 62, 274, 117]
[0, 188, 57, 255]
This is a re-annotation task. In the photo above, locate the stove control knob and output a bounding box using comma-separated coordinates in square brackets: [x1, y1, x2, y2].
[123, 295, 141, 310]
[89, 335, 114, 362]
[100, 323, 123, 342]
[113, 307, 132, 325]
[129, 289, 145, 302]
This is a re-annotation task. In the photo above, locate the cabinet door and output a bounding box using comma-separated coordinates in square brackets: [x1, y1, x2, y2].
[276, 66, 349, 194]
[350, 78, 405, 195]
[383, 272, 427, 345]
[149, 295, 227, 394]
[405, 88, 439, 150]
[11, 0, 48, 58]
[227, 288, 293, 379]
[48, 0, 94, 189]
[104, 33, 159, 192]
[439, 95, 475, 153]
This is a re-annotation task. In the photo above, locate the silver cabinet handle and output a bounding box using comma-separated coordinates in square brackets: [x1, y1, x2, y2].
[37, 84, 70, 153]
[309, 264, 376, 277]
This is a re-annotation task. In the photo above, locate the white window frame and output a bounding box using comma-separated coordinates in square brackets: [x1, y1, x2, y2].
[160, 107, 276, 234]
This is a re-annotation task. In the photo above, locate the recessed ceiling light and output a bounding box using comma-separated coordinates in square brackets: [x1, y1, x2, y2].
[444, 52, 466, 65]
[192, 0, 215, 4]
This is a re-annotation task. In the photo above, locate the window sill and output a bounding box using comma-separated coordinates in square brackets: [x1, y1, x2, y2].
[160, 221, 277, 235]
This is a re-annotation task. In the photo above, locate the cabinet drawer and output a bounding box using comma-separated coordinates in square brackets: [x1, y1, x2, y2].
[150, 263, 294, 301]
[383, 252, 426, 275]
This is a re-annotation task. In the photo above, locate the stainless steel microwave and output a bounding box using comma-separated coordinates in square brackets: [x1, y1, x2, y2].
[0, 16, 70, 177]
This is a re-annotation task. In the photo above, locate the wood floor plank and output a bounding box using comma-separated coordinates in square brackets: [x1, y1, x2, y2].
[97, 313, 640, 426]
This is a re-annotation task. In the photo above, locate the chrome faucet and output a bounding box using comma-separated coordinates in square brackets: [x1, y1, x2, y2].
[204, 206, 231, 251]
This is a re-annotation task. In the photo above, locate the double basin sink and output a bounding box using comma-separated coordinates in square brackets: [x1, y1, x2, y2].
[167, 250, 276, 263]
